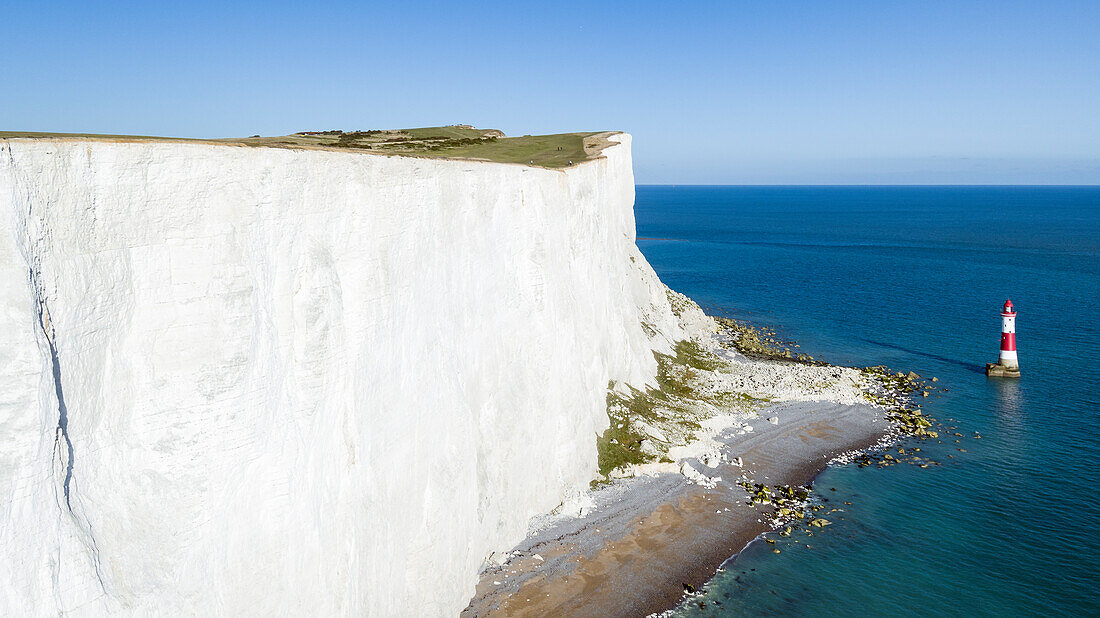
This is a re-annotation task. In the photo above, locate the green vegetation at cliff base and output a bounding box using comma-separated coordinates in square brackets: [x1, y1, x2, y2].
[596, 339, 769, 480]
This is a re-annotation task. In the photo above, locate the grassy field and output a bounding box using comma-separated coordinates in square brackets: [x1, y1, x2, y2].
[0, 126, 613, 168]
[410, 131, 596, 168]
[289, 126, 601, 168]
[404, 125, 490, 140]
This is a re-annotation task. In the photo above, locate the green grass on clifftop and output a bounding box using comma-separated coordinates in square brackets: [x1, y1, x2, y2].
[0, 125, 614, 168]
[290, 126, 601, 167]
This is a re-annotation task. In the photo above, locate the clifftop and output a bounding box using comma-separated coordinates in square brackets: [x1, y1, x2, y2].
[0, 125, 620, 169]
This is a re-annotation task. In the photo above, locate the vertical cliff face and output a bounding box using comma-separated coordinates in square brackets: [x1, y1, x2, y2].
[0, 135, 692, 615]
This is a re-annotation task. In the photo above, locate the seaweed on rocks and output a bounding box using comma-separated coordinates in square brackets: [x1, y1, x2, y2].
[714, 317, 822, 365]
[860, 366, 942, 439]
[737, 481, 835, 532]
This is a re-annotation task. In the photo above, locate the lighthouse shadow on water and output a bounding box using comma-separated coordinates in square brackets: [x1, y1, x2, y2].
[986, 299, 1021, 378]
[854, 337, 987, 374]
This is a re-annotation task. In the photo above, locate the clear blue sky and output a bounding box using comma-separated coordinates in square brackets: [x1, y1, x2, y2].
[3, 1, 1098, 184]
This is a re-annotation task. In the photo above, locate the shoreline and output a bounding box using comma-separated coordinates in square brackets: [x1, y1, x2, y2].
[462, 400, 891, 617]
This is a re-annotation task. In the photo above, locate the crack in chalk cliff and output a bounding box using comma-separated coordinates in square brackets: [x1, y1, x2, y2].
[36, 297, 75, 509]
[29, 270, 109, 597]
[7, 142, 109, 601]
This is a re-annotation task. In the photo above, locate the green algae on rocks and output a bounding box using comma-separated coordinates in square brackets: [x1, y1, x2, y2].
[859, 365, 941, 439]
[715, 317, 820, 364]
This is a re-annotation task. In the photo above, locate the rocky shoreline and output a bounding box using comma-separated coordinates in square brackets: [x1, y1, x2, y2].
[462, 311, 938, 617]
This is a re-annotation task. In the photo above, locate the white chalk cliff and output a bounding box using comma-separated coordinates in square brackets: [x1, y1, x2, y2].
[0, 134, 703, 615]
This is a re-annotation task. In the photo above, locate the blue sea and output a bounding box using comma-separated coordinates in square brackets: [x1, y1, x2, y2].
[634, 186, 1100, 616]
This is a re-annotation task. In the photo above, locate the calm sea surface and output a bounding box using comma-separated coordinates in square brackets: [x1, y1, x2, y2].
[634, 186, 1100, 616]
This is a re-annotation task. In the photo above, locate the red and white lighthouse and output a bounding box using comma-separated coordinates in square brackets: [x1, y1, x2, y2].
[987, 299, 1020, 377]
[999, 299, 1018, 368]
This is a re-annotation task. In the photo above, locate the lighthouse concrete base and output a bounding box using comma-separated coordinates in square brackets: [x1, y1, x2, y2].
[986, 362, 1021, 378]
